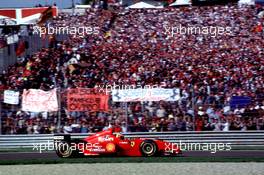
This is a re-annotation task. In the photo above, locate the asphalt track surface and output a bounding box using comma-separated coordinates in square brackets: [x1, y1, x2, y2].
[2, 163, 264, 175]
[0, 151, 264, 160]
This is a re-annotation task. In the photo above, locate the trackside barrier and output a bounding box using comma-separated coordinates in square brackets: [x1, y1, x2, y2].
[0, 131, 264, 150]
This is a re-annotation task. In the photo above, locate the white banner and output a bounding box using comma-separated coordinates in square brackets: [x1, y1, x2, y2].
[4, 90, 20, 105]
[6, 34, 19, 44]
[22, 89, 58, 112]
[112, 88, 180, 102]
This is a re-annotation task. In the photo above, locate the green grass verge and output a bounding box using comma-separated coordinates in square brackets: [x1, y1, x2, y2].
[1, 157, 264, 165]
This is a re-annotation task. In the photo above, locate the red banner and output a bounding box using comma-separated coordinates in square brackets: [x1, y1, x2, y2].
[67, 88, 109, 112]
[16, 41, 26, 56]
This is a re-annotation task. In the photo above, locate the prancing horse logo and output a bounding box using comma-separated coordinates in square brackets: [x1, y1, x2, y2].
[130, 141, 135, 147]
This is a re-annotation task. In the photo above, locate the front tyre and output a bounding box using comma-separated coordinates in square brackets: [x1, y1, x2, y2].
[140, 140, 158, 157]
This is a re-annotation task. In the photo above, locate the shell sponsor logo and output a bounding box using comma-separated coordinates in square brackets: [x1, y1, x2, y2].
[106, 143, 116, 152]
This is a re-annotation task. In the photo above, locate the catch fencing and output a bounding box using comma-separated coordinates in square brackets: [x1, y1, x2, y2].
[0, 33, 68, 72]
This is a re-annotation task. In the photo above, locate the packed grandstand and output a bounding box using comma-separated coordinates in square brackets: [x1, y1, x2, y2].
[0, 0, 263, 134]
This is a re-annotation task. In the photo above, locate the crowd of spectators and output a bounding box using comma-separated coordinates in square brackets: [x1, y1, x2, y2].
[0, 3, 264, 134]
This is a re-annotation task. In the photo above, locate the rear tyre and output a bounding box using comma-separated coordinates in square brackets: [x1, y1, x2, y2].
[55, 141, 73, 158]
[140, 140, 157, 157]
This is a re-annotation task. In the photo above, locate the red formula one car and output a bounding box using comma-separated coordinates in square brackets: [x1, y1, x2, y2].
[54, 128, 181, 157]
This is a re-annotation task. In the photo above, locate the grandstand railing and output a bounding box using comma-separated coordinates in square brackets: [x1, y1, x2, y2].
[0, 131, 264, 150]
